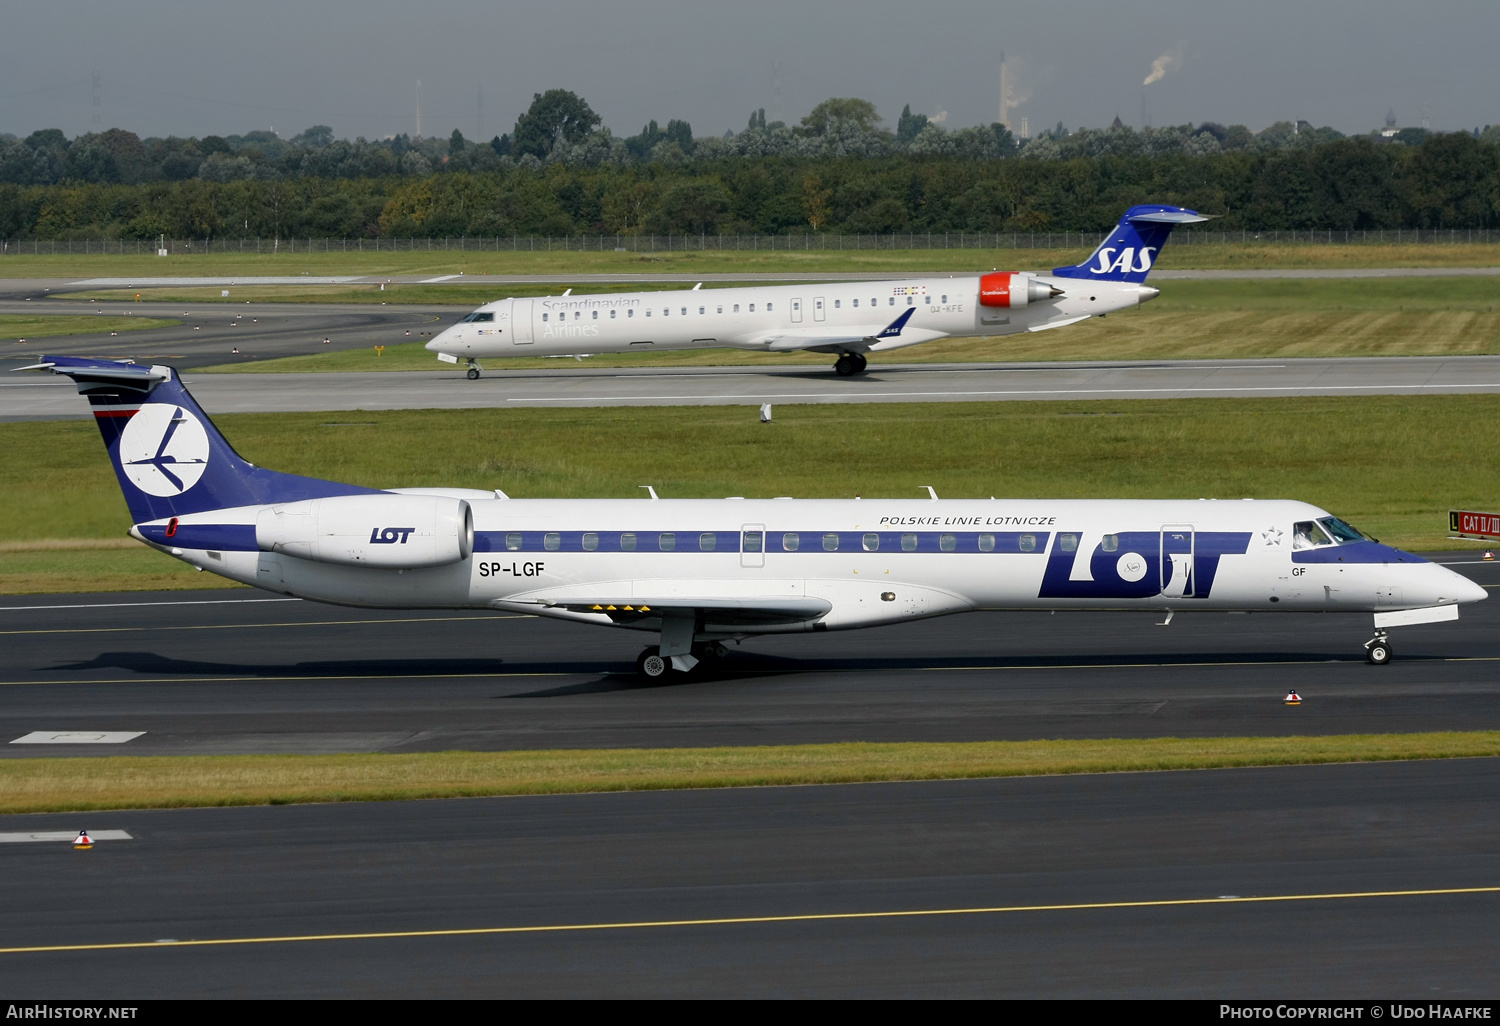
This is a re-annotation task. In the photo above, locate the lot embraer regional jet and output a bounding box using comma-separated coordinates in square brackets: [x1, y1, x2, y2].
[24, 355, 1485, 676]
[426, 204, 1203, 378]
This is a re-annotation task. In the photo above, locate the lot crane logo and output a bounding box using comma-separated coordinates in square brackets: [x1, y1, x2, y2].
[118, 403, 210, 496]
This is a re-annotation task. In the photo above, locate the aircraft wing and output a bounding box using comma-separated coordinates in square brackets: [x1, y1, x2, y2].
[498, 595, 832, 627]
[754, 307, 917, 353]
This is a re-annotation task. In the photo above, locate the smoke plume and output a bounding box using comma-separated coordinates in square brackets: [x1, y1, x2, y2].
[1143, 44, 1186, 86]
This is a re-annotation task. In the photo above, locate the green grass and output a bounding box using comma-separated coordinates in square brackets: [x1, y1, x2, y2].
[5, 241, 1500, 279]
[0, 314, 179, 340]
[193, 277, 1500, 374]
[2, 733, 1496, 814]
[3, 395, 1496, 592]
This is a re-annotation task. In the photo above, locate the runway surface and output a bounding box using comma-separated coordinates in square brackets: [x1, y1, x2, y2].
[0, 760, 1496, 996]
[9, 354, 1500, 420]
[2, 555, 1497, 757]
[2, 565, 1498, 995]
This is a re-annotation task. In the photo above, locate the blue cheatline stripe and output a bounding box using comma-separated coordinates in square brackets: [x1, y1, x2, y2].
[473, 531, 1052, 555]
[135, 522, 258, 551]
[1292, 540, 1429, 565]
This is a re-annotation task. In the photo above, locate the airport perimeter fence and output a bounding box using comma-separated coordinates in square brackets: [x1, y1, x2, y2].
[4, 228, 1500, 256]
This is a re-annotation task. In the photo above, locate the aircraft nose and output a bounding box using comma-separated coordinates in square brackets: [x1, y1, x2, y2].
[1136, 286, 1160, 304]
[424, 335, 440, 351]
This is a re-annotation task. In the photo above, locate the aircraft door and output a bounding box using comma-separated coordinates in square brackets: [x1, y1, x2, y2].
[813, 297, 826, 322]
[741, 524, 765, 568]
[512, 300, 534, 344]
[1160, 525, 1194, 598]
[790, 298, 803, 323]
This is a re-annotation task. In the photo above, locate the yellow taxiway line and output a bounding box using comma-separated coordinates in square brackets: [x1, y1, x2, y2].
[2, 886, 1496, 956]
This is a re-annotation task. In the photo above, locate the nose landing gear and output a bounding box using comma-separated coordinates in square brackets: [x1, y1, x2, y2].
[465, 358, 481, 380]
[1364, 630, 1392, 665]
[833, 352, 868, 377]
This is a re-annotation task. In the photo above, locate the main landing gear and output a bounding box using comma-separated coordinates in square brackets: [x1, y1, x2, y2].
[833, 352, 867, 377]
[635, 642, 728, 680]
[1364, 630, 1392, 665]
[465, 358, 481, 380]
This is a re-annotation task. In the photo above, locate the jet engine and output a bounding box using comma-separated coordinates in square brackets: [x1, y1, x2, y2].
[255, 494, 473, 569]
[979, 272, 1064, 308]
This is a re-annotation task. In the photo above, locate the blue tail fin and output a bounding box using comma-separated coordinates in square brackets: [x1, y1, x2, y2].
[1052, 205, 1208, 283]
[25, 356, 377, 524]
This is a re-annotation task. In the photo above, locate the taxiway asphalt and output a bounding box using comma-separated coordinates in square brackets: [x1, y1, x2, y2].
[9, 354, 1500, 420]
[0, 760, 1496, 996]
[2, 564, 1498, 995]
[2, 555, 1497, 757]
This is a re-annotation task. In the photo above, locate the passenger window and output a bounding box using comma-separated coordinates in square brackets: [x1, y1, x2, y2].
[889, 297, 895, 306]
[941, 295, 948, 303]
[940, 533, 957, 552]
[628, 309, 634, 317]
[1102, 534, 1118, 552]
[734, 304, 740, 313]
[901, 533, 917, 551]
[717, 306, 723, 314]
[506, 532, 522, 551]
[699, 306, 705, 314]
[853, 299, 859, 307]
[544, 532, 561, 551]
[924, 295, 931, 304]
[871, 298, 877, 306]
[749, 304, 755, 312]
[783, 532, 800, 551]
[681, 307, 687, 316]
[978, 533, 995, 552]
[792, 301, 800, 311]
[620, 532, 636, 551]
[591, 310, 598, 319]
[1292, 521, 1334, 550]
[1058, 533, 1078, 553]
[582, 532, 598, 551]
[659, 532, 676, 551]
[863, 532, 879, 551]
[646, 309, 652, 317]
[700, 532, 716, 551]
[1019, 534, 1036, 552]
[743, 531, 763, 552]
[907, 296, 914, 306]
[542, 313, 549, 321]
[610, 309, 617, 319]
[663, 309, 669, 316]
[834, 300, 841, 309]
[766, 302, 773, 311]
[823, 533, 839, 551]
[574, 311, 580, 320]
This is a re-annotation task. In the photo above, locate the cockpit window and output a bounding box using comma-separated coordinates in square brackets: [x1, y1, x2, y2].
[1292, 521, 1335, 550]
[1318, 517, 1368, 544]
[461, 312, 494, 322]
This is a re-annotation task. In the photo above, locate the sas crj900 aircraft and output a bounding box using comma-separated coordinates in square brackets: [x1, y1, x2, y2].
[23, 355, 1484, 677]
[426, 204, 1203, 378]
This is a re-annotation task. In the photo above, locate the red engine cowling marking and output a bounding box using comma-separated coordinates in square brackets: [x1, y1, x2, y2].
[979, 272, 1016, 307]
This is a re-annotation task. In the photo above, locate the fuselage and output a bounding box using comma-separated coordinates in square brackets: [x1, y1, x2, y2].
[425, 275, 1156, 360]
[137, 496, 1483, 636]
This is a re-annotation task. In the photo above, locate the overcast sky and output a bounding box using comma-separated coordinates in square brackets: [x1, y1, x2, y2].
[4, 0, 1497, 142]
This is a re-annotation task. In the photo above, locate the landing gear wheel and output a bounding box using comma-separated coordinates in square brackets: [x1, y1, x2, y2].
[834, 355, 858, 377]
[851, 353, 867, 373]
[636, 646, 669, 679]
[466, 367, 481, 380]
[1366, 639, 1392, 665]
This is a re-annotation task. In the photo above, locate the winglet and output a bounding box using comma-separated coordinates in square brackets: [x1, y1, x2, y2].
[876, 308, 916, 338]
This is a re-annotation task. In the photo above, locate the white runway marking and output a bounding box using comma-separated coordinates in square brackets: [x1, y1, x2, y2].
[11, 730, 145, 744]
[421, 275, 462, 283]
[0, 597, 299, 612]
[0, 830, 133, 843]
[506, 382, 1500, 403]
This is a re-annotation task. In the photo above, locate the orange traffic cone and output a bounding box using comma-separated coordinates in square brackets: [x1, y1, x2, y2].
[1284, 690, 1302, 706]
[73, 829, 93, 849]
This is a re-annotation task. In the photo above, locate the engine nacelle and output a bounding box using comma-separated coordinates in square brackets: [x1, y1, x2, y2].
[255, 494, 473, 569]
[979, 272, 1064, 308]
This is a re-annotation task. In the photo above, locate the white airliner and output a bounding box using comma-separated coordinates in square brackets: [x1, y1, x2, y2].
[426, 204, 1203, 378]
[23, 355, 1484, 677]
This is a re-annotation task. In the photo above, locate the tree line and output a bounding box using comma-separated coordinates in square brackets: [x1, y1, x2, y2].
[1, 91, 1497, 238]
